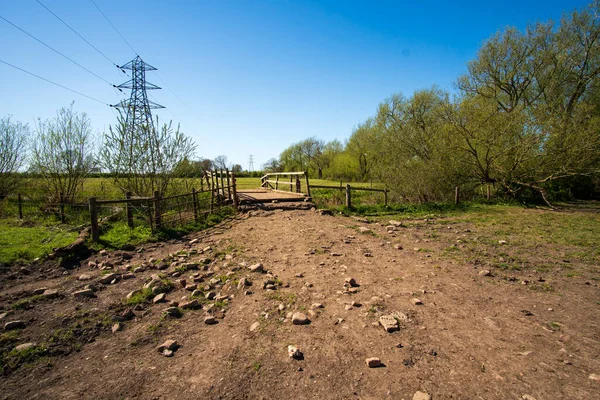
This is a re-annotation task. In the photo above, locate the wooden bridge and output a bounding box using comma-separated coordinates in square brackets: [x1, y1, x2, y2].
[207, 170, 387, 206]
[238, 172, 311, 204]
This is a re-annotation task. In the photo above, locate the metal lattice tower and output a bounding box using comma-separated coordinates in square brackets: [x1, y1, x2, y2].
[112, 56, 164, 134]
[248, 154, 254, 172]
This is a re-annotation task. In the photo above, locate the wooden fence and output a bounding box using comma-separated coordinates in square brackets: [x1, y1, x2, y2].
[88, 170, 238, 242]
[310, 183, 389, 207]
[261, 171, 311, 197]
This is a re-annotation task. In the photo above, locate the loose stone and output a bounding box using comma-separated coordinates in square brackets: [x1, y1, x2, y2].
[164, 307, 183, 318]
[379, 315, 400, 333]
[4, 321, 26, 330]
[411, 298, 423, 305]
[413, 392, 432, 400]
[157, 339, 178, 353]
[292, 312, 310, 325]
[345, 277, 359, 287]
[288, 345, 303, 360]
[249, 321, 260, 332]
[365, 357, 381, 368]
[14, 342, 36, 352]
[112, 322, 122, 334]
[74, 289, 96, 299]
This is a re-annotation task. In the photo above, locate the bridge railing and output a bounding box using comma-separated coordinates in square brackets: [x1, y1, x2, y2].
[260, 171, 311, 197]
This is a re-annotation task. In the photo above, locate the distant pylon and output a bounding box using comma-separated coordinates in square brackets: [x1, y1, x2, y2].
[248, 154, 254, 172]
[112, 56, 164, 135]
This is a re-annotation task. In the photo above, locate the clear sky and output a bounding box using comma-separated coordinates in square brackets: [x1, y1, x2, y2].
[0, 0, 590, 170]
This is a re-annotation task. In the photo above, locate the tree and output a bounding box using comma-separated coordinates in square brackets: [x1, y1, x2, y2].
[231, 164, 243, 173]
[31, 105, 96, 203]
[0, 116, 29, 199]
[101, 112, 196, 197]
[263, 158, 282, 172]
[213, 155, 228, 170]
[456, 1, 600, 204]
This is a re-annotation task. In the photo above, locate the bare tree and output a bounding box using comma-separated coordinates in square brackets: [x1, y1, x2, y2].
[0, 116, 29, 199]
[31, 105, 96, 203]
[213, 155, 228, 170]
[101, 112, 196, 197]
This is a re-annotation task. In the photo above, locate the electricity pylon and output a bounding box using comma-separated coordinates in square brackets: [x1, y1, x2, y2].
[248, 154, 254, 172]
[112, 55, 164, 135]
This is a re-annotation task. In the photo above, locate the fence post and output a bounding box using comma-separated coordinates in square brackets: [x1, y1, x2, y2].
[345, 184, 352, 208]
[220, 169, 225, 197]
[289, 175, 293, 192]
[89, 197, 99, 242]
[275, 175, 279, 190]
[455, 186, 460, 205]
[18, 194, 23, 219]
[232, 173, 239, 210]
[147, 198, 154, 233]
[296, 175, 301, 193]
[214, 171, 220, 199]
[210, 183, 215, 214]
[126, 192, 134, 228]
[154, 191, 162, 229]
[304, 171, 311, 198]
[226, 169, 231, 201]
[384, 189, 388, 207]
[192, 188, 199, 222]
[59, 192, 65, 223]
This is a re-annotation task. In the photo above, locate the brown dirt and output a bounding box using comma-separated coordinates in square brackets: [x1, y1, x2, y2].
[0, 205, 599, 399]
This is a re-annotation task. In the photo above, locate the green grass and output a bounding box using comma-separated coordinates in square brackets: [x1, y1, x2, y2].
[11, 295, 45, 310]
[97, 222, 154, 249]
[0, 220, 78, 264]
[123, 288, 155, 306]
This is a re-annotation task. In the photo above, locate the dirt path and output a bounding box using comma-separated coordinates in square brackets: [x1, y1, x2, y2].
[1, 206, 599, 399]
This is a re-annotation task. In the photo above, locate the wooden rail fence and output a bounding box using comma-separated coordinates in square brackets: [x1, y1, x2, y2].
[260, 171, 311, 197]
[88, 170, 238, 242]
[310, 183, 389, 207]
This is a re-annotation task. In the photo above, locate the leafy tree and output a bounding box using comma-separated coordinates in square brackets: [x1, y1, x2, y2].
[31, 105, 96, 203]
[263, 158, 282, 172]
[0, 116, 29, 199]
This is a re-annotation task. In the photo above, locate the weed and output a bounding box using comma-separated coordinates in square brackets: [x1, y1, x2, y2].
[264, 292, 297, 305]
[1, 345, 48, 374]
[547, 321, 562, 331]
[530, 282, 554, 292]
[0, 331, 20, 346]
[123, 288, 154, 306]
[251, 361, 261, 372]
[11, 294, 45, 310]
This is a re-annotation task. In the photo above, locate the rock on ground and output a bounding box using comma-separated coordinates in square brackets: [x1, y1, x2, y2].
[292, 312, 309, 325]
[365, 357, 381, 368]
[413, 391, 432, 400]
[379, 315, 400, 333]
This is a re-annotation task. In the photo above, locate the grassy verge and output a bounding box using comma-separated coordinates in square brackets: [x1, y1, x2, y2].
[0, 220, 78, 265]
[93, 206, 237, 250]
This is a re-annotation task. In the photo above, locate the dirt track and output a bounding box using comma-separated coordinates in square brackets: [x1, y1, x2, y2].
[1, 206, 599, 399]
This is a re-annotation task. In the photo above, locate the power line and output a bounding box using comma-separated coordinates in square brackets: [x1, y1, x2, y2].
[35, 0, 118, 67]
[90, 0, 137, 56]
[0, 58, 108, 105]
[0, 14, 116, 87]
[154, 72, 188, 109]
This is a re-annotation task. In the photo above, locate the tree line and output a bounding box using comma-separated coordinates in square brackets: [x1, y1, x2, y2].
[273, 1, 600, 204]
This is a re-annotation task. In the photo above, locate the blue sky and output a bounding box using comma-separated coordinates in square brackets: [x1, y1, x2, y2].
[0, 0, 590, 169]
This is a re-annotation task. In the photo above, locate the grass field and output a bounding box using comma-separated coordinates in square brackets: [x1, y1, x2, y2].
[0, 220, 78, 265]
